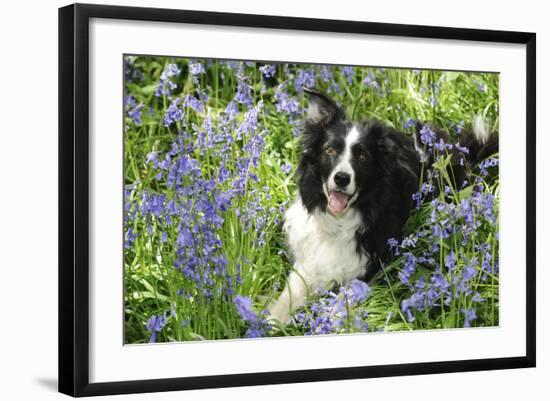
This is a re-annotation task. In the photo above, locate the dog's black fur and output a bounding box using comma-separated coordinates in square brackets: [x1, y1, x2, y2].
[297, 88, 498, 282]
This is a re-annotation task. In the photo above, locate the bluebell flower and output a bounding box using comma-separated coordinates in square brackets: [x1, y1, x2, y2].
[479, 157, 499, 176]
[293, 68, 315, 93]
[125, 95, 136, 108]
[125, 96, 143, 124]
[342, 66, 355, 84]
[162, 63, 180, 79]
[431, 272, 450, 292]
[146, 151, 159, 167]
[401, 235, 418, 249]
[146, 313, 167, 343]
[421, 183, 434, 194]
[463, 260, 477, 281]
[433, 223, 449, 239]
[455, 142, 469, 154]
[177, 226, 194, 248]
[462, 308, 477, 327]
[398, 252, 417, 285]
[328, 81, 341, 95]
[363, 71, 379, 90]
[433, 138, 452, 152]
[412, 192, 422, 209]
[404, 118, 417, 130]
[349, 279, 371, 304]
[454, 120, 465, 134]
[259, 64, 277, 78]
[354, 313, 369, 332]
[233, 296, 270, 338]
[291, 280, 372, 335]
[445, 251, 456, 272]
[124, 56, 137, 82]
[235, 76, 253, 107]
[320, 65, 333, 82]
[183, 94, 205, 113]
[124, 227, 136, 249]
[155, 63, 180, 97]
[281, 162, 292, 174]
[274, 84, 300, 115]
[406, 308, 415, 323]
[127, 103, 143, 125]
[163, 98, 184, 126]
[472, 292, 485, 303]
[387, 237, 399, 251]
[189, 61, 205, 77]
[475, 82, 488, 93]
[233, 295, 257, 323]
[419, 125, 436, 145]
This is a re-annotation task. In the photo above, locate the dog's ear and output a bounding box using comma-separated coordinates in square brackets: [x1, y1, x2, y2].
[304, 88, 342, 126]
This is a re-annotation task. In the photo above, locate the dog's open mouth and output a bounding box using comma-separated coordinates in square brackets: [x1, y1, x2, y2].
[328, 191, 352, 214]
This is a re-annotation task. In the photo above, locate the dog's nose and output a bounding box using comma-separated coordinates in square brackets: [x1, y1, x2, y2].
[334, 172, 351, 187]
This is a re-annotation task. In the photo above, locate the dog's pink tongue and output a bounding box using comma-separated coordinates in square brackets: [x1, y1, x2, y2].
[328, 191, 350, 214]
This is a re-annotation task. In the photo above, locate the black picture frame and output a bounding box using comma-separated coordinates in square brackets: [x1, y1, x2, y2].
[59, 3, 536, 397]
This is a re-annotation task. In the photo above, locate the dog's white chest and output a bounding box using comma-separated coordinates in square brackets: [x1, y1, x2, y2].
[283, 198, 368, 290]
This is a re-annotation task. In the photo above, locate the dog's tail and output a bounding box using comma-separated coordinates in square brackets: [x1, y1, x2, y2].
[459, 115, 499, 165]
[414, 115, 498, 166]
[413, 115, 498, 190]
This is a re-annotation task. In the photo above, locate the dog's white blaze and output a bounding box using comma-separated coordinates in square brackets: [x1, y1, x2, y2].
[268, 197, 368, 323]
[328, 125, 361, 193]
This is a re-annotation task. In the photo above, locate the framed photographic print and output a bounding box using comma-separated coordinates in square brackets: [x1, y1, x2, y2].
[58, 3, 536, 397]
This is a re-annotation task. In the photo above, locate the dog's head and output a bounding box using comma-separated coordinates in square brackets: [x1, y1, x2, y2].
[298, 88, 419, 217]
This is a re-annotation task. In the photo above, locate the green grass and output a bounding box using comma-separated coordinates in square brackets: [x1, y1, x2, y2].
[123, 56, 499, 343]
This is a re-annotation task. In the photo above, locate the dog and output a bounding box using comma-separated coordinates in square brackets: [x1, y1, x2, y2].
[267, 88, 498, 324]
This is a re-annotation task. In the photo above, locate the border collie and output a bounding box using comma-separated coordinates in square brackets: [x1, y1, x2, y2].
[268, 88, 497, 324]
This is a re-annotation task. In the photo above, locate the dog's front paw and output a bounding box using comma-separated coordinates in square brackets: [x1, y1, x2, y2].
[267, 302, 291, 326]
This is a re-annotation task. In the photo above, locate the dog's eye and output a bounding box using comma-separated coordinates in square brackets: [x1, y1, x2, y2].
[325, 146, 336, 156]
[358, 151, 367, 161]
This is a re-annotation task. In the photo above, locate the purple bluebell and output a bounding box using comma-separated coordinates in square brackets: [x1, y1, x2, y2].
[259, 64, 277, 78]
[234, 295, 257, 323]
[235, 76, 253, 107]
[155, 63, 180, 97]
[398, 252, 417, 285]
[445, 251, 456, 272]
[281, 162, 292, 174]
[462, 308, 477, 327]
[189, 61, 205, 78]
[454, 120, 465, 134]
[342, 66, 355, 84]
[274, 84, 300, 115]
[419, 125, 436, 145]
[320, 65, 333, 82]
[146, 313, 167, 343]
[163, 98, 184, 126]
[404, 118, 417, 130]
[124, 227, 136, 249]
[412, 192, 422, 209]
[349, 279, 371, 304]
[127, 103, 143, 125]
[476, 82, 488, 93]
[455, 142, 469, 154]
[363, 71, 379, 90]
[183, 94, 205, 113]
[293, 68, 315, 93]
